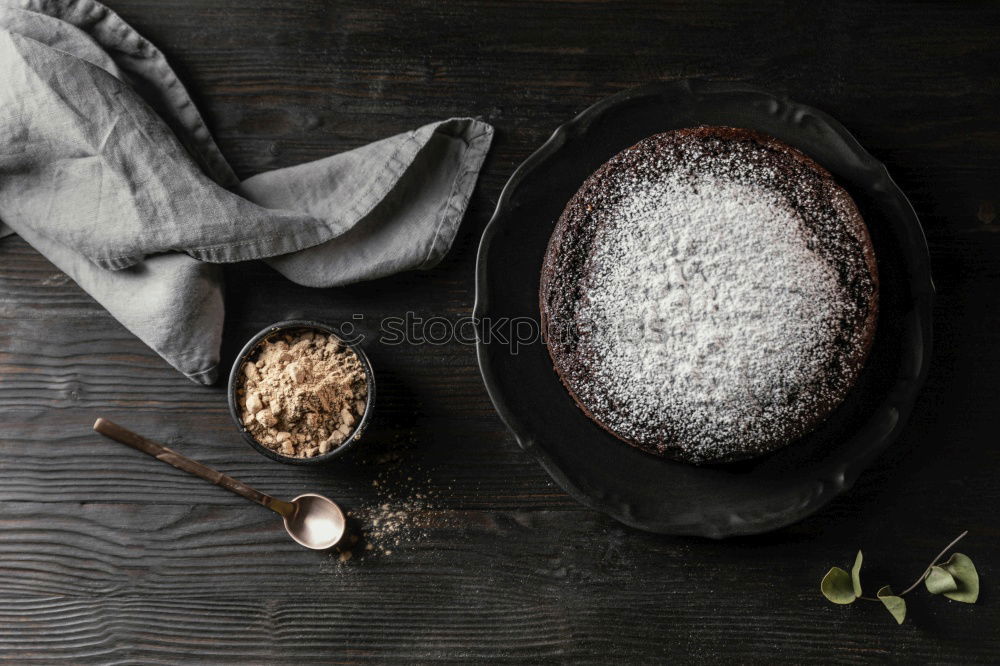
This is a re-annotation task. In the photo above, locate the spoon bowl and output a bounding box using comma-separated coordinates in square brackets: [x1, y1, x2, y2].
[284, 494, 347, 550]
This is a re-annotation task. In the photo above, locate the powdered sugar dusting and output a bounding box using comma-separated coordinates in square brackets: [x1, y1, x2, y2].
[565, 139, 863, 463]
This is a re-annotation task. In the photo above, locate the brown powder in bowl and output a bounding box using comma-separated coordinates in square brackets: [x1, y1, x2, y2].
[237, 330, 368, 458]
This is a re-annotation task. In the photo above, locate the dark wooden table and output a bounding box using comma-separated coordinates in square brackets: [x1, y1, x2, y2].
[2, 1, 998, 662]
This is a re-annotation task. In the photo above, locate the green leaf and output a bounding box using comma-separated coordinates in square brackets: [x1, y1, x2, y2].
[821, 567, 857, 604]
[925, 565, 958, 594]
[851, 550, 864, 597]
[877, 585, 906, 625]
[939, 553, 979, 603]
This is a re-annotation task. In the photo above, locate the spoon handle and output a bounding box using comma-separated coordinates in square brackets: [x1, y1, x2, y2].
[93, 418, 296, 518]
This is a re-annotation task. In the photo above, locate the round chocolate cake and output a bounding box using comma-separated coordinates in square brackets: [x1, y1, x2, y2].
[539, 126, 879, 464]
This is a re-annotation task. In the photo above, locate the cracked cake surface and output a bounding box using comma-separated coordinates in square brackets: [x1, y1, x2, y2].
[539, 126, 879, 464]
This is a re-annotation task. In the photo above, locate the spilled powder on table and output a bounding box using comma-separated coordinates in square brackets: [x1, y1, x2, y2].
[322, 434, 454, 569]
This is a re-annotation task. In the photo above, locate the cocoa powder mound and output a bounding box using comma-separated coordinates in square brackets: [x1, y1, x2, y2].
[238, 330, 368, 458]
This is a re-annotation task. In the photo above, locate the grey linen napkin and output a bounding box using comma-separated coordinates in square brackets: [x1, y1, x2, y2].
[0, 0, 493, 384]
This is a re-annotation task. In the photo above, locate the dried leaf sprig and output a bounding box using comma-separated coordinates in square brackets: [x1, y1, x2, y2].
[820, 531, 979, 624]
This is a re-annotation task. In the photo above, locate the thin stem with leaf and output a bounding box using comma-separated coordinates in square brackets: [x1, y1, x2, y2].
[820, 531, 979, 625]
[898, 530, 968, 596]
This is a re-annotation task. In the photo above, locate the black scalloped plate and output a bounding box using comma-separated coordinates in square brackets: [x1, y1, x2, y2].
[474, 80, 933, 537]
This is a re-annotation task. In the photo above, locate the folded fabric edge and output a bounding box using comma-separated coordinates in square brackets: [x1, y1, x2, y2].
[1, 218, 225, 385]
[262, 118, 496, 288]
[420, 122, 495, 270]
[185, 363, 219, 386]
[179, 118, 494, 269]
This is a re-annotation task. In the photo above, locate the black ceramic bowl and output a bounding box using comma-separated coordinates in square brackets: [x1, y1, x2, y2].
[227, 320, 376, 465]
[475, 80, 934, 537]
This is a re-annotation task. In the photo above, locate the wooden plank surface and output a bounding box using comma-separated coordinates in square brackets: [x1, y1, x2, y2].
[1, 0, 999, 662]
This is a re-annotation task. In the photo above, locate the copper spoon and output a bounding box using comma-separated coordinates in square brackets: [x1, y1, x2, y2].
[92, 418, 346, 550]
